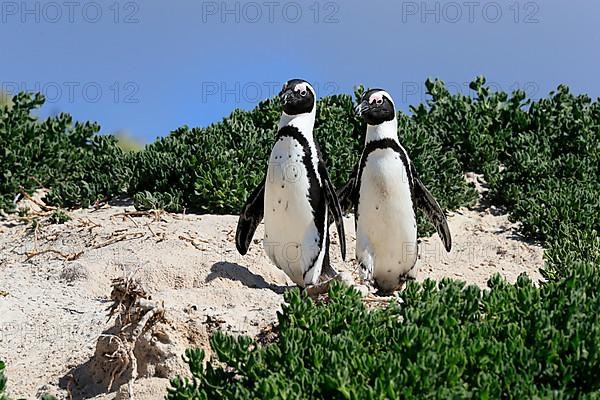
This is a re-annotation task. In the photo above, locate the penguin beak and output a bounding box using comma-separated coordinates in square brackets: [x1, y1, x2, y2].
[279, 88, 294, 105]
[354, 100, 370, 116]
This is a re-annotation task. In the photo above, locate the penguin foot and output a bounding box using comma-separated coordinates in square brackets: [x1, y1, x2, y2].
[363, 291, 403, 305]
[305, 272, 356, 298]
[353, 278, 377, 298]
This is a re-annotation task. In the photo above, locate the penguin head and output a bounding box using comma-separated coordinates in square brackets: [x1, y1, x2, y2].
[279, 79, 316, 115]
[355, 89, 396, 125]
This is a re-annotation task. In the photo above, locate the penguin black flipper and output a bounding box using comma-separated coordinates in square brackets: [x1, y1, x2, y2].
[322, 170, 347, 261]
[336, 161, 359, 214]
[411, 166, 452, 252]
[315, 143, 347, 261]
[235, 177, 266, 255]
[320, 234, 338, 280]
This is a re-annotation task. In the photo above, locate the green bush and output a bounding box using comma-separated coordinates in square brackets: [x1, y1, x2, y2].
[409, 77, 600, 277]
[0, 92, 130, 211]
[168, 272, 599, 399]
[48, 208, 71, 224]
[128, 108, 277, 213]
[0, 361, 7, 400]
[411, 78, 600, 237]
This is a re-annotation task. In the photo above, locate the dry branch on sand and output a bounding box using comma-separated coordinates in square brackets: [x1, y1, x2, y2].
[101, 271, 165, 399]
[25, 248, 83, 261]
[92, 232, 145, 250]
[110, 210, 165, 223]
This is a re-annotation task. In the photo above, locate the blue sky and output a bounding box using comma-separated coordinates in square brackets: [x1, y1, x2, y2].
[1, 0, 599, 143]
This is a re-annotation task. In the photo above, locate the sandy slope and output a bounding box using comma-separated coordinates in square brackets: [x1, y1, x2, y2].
[0, 189, 543, 399]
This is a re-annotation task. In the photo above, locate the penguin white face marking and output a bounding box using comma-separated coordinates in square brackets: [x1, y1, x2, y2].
[294, 82, 309, 97]
[279, 79, 316, 115]
[368, 90, 395, 108]
[356, 89, 396, 125]
[369, 92, 384, 106]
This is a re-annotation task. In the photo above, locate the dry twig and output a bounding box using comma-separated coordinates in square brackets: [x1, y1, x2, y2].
[178, 235, 208, 250]
[76, 217, 102, 232]
[111, 210, 165, 223]
[92, 232, 144, 250]
[25, 248, 83, 261]
[19, 188, 56, 211]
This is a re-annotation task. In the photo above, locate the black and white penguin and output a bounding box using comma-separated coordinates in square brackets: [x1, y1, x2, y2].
[235, 79, 346, 288]
[338, 89, 451, 292]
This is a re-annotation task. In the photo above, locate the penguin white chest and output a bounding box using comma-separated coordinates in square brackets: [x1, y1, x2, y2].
[263, 136, 324, 286]
[356, 149, 418, 290]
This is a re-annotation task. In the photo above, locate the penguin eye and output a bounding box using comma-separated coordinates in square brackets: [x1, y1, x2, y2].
[375, 98, 384, 105]
[299, 90, 307, 97]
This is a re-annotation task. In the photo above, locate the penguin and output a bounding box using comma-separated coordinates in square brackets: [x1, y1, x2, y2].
[235, 79, 346, 288]
[338, 89, 451, 292]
